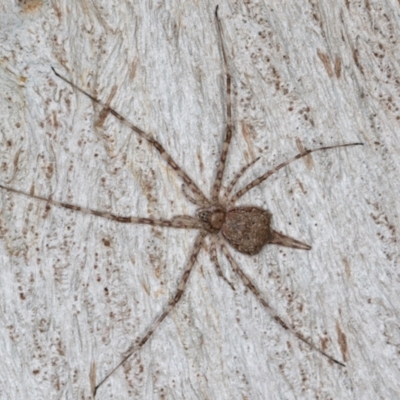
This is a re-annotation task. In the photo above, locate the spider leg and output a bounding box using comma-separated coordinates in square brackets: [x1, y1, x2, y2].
[0, 184, 203, 229]
[181, 183, 210, 208]
[95, 85, 117, 129]
[221, 156, 261, 206]
[210, 238, 235, 290]
[51, 67, 209, 206]
[229, 142, 363, 205]
[90, 362, 96, 398]
[219, 241, 345, 367]
[211, 6, 233, 202]
[94, 232, 206, 396]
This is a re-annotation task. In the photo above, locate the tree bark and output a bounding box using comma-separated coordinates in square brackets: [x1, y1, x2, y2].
[0, 1, 399, 399]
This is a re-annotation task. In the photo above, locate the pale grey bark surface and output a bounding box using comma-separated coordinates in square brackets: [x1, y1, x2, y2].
[0, 1, 399, 399]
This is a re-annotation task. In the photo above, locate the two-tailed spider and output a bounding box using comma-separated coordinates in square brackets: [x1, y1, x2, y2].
[0, 6, 362, 396]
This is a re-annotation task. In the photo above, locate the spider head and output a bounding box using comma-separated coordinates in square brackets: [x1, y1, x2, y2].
[197, 206, 226, 233]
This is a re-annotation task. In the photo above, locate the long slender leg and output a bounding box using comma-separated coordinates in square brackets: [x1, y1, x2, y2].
[229, 143, 363, 204]
[211, 6, 233, 202]
[220, 157, 261, 206]
[51, 67, 209, 206]
[0, 184, 203, 229]
[210, 238, 234, 290]
[219, 241, 345, 367]
[181, 183, 210, 208]
[95, 85, 117, 129]
[94, 232, 206, 396]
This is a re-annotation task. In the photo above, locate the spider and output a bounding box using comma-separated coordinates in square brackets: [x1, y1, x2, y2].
[0, 6, 362, 397]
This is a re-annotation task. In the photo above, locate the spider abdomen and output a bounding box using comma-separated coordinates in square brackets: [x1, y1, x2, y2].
[222, 207, 273, 255]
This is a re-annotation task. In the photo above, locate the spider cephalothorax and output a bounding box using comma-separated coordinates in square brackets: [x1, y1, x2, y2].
[197, 206, 225, 233]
